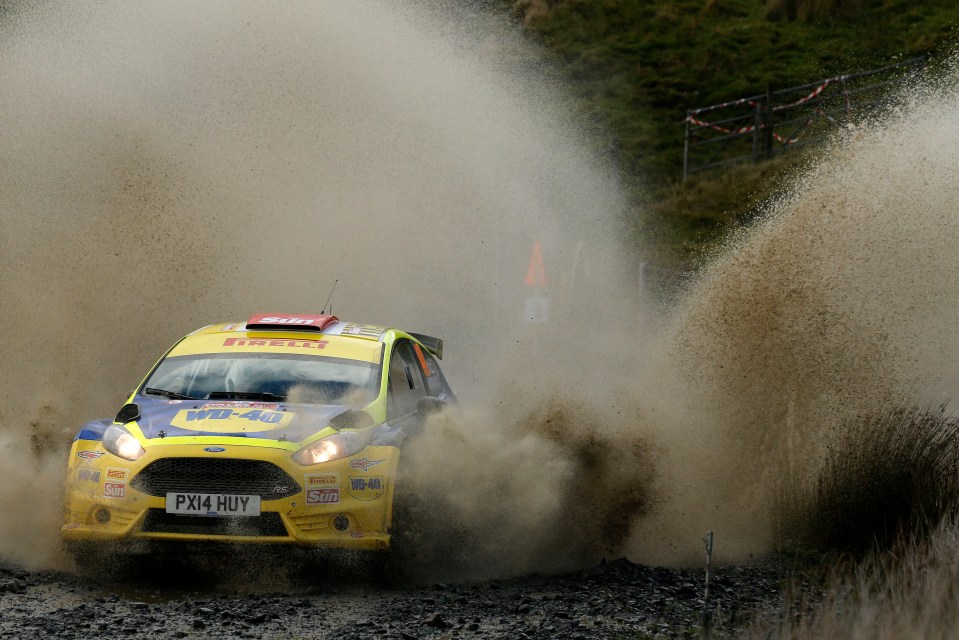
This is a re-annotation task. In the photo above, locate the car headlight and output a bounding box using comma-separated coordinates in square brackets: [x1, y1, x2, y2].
[102, 425, 146, 461]
[292, 430, 371, 466]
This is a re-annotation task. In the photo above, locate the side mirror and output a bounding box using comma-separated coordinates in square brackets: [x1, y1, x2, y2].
[417, 396, 447, 416]
[115, 403, 140, 424]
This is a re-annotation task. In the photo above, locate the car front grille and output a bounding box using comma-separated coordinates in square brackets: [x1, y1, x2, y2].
[141, 510, 289, 537]
[131, 458, 301, 500]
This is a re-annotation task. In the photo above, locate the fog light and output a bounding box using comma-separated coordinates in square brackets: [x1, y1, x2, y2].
[332, 515, 349, 531]
[94, 508, 111, 524]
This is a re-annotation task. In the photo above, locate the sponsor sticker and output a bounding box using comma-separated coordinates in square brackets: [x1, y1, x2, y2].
[104, 482, 126, 498]
[305, 474, 338, 504]
[305, 474, 338, 486]
[222, 337, 328, 350]
[348, 476, 385, 501]
[340, 324, 386, 338]
[74, 468, 101, 483]
[201, 402, 279, 410]
[170, 407, 293, 433]
[105, 468, 127, 480]
[249, 315, 329, 325]
[306, 488, 340, 505]
[77, 450, 104, 461]
[413, 343, 431, 376]
[349, 457, 384, 472]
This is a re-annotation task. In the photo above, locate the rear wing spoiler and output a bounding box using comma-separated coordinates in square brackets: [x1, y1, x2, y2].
[409, 333, 443, 360]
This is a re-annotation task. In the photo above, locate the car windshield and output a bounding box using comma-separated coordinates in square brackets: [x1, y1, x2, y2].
[142, 353, 381, 405]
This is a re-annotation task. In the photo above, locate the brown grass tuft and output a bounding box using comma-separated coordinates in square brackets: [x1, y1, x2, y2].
[775, 405, 959, 555]
[753, 515, 959, 638]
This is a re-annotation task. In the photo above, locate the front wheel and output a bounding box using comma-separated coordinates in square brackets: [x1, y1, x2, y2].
[66, 542, 130, 579]
[383, 479, 474, 584]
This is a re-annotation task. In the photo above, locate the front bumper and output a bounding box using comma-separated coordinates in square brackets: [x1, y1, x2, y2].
[61, 440, 399, 551]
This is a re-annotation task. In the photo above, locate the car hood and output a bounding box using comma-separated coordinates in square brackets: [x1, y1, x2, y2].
[130, 397, 350, 443]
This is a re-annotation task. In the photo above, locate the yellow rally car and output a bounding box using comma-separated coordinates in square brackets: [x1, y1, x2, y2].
[61, 313, 454, 560]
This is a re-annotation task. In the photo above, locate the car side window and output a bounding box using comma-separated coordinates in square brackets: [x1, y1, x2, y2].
[387, 341, 427, 419]
[413, 343, 445, 397]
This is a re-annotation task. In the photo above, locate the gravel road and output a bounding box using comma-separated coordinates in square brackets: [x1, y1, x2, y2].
[0, 553, 792, 639]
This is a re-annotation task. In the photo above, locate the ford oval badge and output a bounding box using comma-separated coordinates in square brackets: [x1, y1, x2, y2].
[204, 446, 226, 453]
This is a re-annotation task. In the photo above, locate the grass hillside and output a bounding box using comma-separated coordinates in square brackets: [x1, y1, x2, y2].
[507, 0, 959, 263]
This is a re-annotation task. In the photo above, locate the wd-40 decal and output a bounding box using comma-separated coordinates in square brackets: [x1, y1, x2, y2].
[348, 476, 385, 501]
[169, 407, 293, 433]
[74, 468, 101, 483]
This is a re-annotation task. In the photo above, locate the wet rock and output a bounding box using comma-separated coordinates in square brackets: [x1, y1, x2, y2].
[424, 612, 447, 628]
[0, 552, 795, 640]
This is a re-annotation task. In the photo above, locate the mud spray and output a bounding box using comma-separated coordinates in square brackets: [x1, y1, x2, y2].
[2, 0, 959, 580]
[0, 0, 637, 574]
[626, 63, 959, 564]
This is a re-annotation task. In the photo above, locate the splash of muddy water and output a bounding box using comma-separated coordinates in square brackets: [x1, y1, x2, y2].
[626, 70, 959, 564]
[5, 0, 956, 578]
[0, 1, 637, 571]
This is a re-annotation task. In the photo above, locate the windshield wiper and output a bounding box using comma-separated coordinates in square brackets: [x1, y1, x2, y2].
[206, 391, 286, 402]
[143, 388, 199, 400]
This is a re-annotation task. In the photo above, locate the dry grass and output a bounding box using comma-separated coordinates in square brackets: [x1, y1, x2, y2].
[775, 405, 959, 556]
[755, 515, 959, 639]
[756, 406, 959, 638]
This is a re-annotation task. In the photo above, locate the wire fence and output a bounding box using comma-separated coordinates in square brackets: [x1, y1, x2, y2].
[683, 57, 925, 179]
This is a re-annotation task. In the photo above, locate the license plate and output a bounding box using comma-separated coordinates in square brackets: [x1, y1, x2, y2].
[165, 493, 261, 517]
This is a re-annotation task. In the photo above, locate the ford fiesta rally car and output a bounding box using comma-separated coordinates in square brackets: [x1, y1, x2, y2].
[61, 314, 454, 561]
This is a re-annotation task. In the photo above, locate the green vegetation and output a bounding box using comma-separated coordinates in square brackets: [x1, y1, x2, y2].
[507, 0, 959, 263]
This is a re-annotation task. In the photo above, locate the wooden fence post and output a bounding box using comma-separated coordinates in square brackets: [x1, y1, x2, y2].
[764, 84, 774, 159]
[752, 102, 762, 163]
